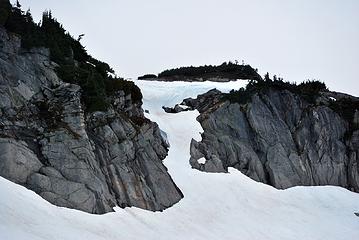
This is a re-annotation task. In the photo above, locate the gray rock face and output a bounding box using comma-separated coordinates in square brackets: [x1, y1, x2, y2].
[188, 88, 359, 192]
[0, 27, 182, 214]
[0, 138, 42, 184]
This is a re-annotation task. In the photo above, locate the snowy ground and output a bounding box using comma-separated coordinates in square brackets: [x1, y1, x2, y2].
[1, 80, 359, 240]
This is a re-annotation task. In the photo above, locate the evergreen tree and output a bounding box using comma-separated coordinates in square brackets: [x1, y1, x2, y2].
[264, 72, 270, 81]
[0, 0, 11, 26]
[2, 1, 142, 112]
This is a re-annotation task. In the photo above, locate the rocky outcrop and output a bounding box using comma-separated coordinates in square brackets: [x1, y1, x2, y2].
[0, 27, 182, 214]
[174, 87, 359, 192]
[163, 89, 223, 114]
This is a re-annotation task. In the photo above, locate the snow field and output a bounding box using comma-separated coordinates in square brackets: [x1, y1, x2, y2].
[0, 80, 358, 240]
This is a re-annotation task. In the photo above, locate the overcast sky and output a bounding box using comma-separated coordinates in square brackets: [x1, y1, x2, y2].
[13, 0, 359, 96]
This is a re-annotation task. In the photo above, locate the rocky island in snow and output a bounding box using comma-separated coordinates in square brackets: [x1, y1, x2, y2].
[163, 77, 359, 192]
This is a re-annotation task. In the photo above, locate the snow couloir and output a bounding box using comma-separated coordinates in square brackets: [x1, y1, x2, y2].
[0, 80, 359, 240]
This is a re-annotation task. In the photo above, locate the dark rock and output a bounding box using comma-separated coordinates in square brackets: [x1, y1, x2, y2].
[163, 104, 191, 113]
[162, 89, 223, 114]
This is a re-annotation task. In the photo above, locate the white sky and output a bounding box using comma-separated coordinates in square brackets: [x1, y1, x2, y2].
[13, 0, 359, 96]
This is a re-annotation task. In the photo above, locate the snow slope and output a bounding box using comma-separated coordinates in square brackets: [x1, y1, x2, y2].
[1, 80, 359, 240]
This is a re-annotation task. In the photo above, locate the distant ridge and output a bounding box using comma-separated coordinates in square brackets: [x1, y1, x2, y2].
[138, 61, 262, 82]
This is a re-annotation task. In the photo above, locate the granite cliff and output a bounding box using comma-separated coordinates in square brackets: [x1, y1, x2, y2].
[0, 26, 183, 214]
[165, 82, 359, 192]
